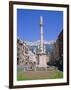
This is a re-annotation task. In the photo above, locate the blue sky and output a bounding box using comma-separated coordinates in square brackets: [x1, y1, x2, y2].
[17, 9, 63, 42]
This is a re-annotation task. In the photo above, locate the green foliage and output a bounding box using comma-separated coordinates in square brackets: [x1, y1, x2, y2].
[49, 70, 63, 79]
[17, 70, 63, 81]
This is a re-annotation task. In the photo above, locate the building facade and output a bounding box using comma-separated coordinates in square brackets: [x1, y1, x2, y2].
[17, 38, 37, 71]
[49, 30, 63, 71]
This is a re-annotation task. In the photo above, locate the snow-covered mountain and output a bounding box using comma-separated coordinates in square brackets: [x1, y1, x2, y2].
[24, 40, 56, 54]
[24, 40, 56, 46]
[17, 38, 56, 54]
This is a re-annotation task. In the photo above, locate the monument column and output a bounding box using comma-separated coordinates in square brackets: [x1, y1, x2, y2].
[40, 16, 44, 53]
[36, 16, 49, 69]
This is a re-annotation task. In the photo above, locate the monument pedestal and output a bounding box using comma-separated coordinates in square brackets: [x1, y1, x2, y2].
[37, 53, 49, 68]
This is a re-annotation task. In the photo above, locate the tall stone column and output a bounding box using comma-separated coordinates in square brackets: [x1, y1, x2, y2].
[36, 16, 48, 69]
[40, 16, 44, 53]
